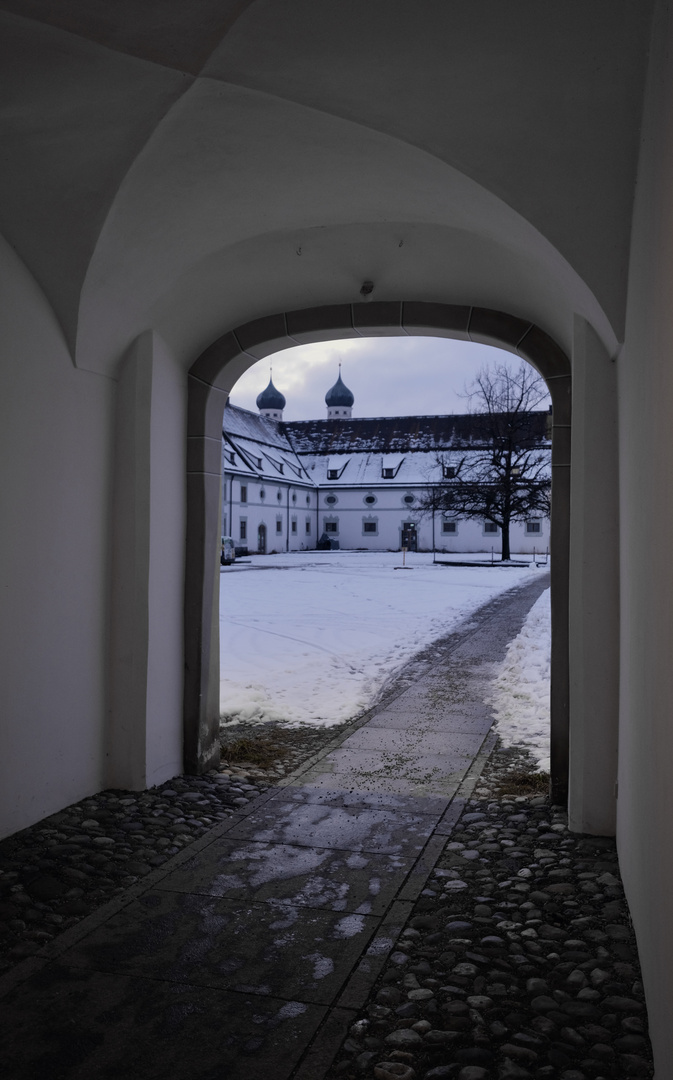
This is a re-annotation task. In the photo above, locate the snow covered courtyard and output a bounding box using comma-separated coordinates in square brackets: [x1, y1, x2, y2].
[220, 551, 550, 757]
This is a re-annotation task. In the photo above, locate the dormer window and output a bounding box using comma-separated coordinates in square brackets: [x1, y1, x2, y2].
[328, 469, 339, 480]
[382, 468, 394, 479]
[443, 465, 456, 479]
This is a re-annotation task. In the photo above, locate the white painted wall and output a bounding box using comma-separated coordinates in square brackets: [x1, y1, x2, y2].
[0, 238, 113, 839]
[617, 4, 673, 1072]
[108, 332, 186, 791]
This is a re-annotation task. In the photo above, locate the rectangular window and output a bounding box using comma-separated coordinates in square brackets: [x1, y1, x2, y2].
[526, 520, 542, 534]
[305, 520, 311, 534]
[382, 468, 394, 478]
[363, 521, 377, 534]
[276, 519, 283, 533]
[443, 465, 456, 479]
[291, 519, 297, 534]
[240, 485, 247, 504]
[442, 521, 457, 534]
[325, 521, 338, 533]
[327, 469, 338, 480]
[240, 520, 247, 540]
[223, 516, 227, 535]
[484, 521, 498, 534]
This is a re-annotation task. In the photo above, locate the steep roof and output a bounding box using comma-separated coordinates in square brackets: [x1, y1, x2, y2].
[282, 413, 550, 454]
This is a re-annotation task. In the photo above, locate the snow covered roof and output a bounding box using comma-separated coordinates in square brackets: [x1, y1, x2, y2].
[283, 413, 550, 454]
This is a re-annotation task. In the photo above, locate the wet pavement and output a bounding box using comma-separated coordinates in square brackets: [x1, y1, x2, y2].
[0, 574, 567, 1080]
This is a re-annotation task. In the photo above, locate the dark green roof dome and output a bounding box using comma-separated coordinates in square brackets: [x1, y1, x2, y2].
[325, 371, 354, 407]
[256, 376, 286, 411]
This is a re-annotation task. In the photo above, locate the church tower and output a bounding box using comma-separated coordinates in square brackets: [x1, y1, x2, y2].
[256, 373, 286, 420]
[325, 365, 354, 419]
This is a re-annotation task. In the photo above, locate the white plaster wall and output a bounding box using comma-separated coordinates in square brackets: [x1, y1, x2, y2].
[0, 238, 113, 839]
[108, 333, 187, 791]
[618, 3, 673, 1073]
[145, 335, 187, 786]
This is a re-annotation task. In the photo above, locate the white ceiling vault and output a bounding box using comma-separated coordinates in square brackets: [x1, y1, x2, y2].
[0, 0, 654, 375]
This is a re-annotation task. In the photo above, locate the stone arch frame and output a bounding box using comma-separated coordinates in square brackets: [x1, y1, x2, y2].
[185, 301, 571, 802]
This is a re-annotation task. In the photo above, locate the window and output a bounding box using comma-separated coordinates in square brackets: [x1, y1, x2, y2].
[240, 485, 247, 504]
[305, 520, 311, 534]
[443, 465, 456, 479]
[240, 520, 247, 540]
[291, 519, 297, 534]
[364, 494, 377, 505]
[223, 515, 227, 534]
[328, 469, 339, 480]
[277, 490, 282, 501]
[325, 495, 338, 505]
[276, 519, 283, 533]
[260, 488, 265, 499]
[484, 521, 498, 534]
[292, 492, 297, 503]
[306, 495, 311, 506]
[442, 521, 457, 534]
[325, 521, 338, 533]
[526, 520, 542, 535]
[403, 495, 415, 505]
[363, 521, 378, 534]
[382, 468, 394, 479]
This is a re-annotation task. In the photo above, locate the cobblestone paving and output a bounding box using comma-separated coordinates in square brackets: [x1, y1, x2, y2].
[325, 746, 653, 1080]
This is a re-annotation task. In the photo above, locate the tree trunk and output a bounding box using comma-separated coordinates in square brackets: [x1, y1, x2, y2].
[501, 520, 511, 560]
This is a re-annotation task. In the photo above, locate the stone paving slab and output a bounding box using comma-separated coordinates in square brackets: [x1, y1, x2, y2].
[1, 964, 326, 1080]
[160, 837, 414, 916]
[225, 796, 437, 857]
[58, 889, 380, 1005]
[339, 725, 486, 756]
[364, 706, 493, 734]
[297, 747, 474, 800]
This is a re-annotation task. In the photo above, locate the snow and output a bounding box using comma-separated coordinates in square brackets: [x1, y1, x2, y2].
[489, 587, 551, 770]
[219, 550, 541, 728]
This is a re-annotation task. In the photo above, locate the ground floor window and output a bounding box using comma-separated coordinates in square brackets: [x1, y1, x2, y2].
[276, 519, 283, 533]
[305, 519, 311, 534]
[324, 520, 338, 533]
[363, 519, 378, 535]
[484, 521, 499, 535]
[442, 520, 457, 534]
[291, 519, 297, 534]
[525, 520, 542, 535]
[240, 519, 247, 540]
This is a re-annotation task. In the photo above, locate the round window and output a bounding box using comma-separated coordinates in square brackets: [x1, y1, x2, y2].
[325, 495, 338, 505]
[364, 495, 376, 505]
[403, 495, 415, 505]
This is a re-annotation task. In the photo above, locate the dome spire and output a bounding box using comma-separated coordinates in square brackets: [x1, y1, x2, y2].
[256, 368, 286, 420]
[325, 363, 354, 419]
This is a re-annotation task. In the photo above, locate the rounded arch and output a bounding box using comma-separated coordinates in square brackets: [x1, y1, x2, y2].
[184, 301, 570, 802]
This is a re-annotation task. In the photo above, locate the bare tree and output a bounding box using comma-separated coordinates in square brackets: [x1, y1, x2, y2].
[420, 362, 551, 561]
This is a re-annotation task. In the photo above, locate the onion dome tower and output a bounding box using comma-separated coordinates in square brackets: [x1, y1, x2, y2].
[256, 372, 286, 420]
[325, 365, 354, 419]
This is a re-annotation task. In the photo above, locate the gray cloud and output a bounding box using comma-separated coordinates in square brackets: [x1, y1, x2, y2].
[229, 337, 550, 421]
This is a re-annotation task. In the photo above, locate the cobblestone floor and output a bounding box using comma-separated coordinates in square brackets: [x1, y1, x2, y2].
[324, 745, 653, 1080]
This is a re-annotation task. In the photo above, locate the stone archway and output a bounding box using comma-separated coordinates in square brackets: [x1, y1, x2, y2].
[184, 301, 571, 802]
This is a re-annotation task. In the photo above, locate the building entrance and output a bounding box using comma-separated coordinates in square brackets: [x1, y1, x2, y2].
[257, 523, 267, 554]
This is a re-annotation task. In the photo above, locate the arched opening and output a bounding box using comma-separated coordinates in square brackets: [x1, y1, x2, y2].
[185, 302, 570, 801]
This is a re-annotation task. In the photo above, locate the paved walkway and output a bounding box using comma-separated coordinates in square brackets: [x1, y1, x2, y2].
[0, 574, 549, 1080]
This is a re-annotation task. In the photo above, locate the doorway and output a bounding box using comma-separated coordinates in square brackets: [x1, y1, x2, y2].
[257, 523, 267, 554]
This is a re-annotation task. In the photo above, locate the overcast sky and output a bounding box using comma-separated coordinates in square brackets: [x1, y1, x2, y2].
[228, 336, 550, 421]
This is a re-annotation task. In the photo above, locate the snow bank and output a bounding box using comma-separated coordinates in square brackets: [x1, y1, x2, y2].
[219, 551, 539, 728]
[489, 587, 551, 770]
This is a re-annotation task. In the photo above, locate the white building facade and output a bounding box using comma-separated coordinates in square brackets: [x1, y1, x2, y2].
[223, 375, 551, 555]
